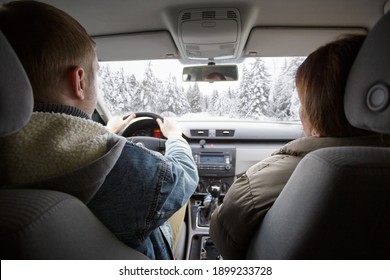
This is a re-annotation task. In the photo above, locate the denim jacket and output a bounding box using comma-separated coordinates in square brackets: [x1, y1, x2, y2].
[88, 138, 199, 259]
[1, 103, 199, 260]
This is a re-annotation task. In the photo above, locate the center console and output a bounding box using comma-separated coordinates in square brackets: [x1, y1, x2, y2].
[193, 146, 236, 194]
[186, 143, 236, 259]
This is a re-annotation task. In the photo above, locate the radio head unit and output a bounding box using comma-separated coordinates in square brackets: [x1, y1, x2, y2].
[192, 147, 236, 177]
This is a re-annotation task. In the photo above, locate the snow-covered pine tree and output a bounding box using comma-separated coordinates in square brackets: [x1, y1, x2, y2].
[238, 59, 272, 120]
[139, 61, 159, 112]
[98, 64, 126, 114]
[237, 64, 251, 118]
[271, 57, 305, 120]
[160, 74, 190, 116]
[248, 58, 271, 119]
[186, 82, 202, 113]
[124, 74, 142, 113]
[99, 64, 115, 113]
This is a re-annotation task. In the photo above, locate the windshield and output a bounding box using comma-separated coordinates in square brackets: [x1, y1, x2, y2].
[98, 57, 305, 122]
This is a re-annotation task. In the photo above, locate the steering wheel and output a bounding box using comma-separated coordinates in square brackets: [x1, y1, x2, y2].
[120, 112, 166, 152]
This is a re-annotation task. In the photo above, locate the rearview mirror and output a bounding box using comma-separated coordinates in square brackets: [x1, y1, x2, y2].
[182, 65, 238, 82]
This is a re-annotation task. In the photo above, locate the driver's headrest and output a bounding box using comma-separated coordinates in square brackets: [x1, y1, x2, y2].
[345, 12, 390, 134]
[0, 30, 33, 137]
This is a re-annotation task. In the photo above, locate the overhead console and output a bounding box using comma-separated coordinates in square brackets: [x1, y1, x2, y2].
[178, 8, 242, 60]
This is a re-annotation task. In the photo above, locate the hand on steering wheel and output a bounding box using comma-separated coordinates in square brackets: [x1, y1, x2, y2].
[126, 112, 163, 122]
[119, 112, 164, 136]
[106, 113, 136, 134]
[120, 112, 166, 152]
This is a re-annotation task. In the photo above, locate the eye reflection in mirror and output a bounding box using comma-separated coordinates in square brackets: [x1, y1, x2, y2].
[182, 64, 238, 82]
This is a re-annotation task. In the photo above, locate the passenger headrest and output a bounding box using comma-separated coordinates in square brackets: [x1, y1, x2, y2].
[0, 30, 33, 137]
[345, 12, 390, 134]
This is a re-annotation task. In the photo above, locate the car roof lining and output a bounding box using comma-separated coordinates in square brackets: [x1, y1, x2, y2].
[43, 0, 388, 61]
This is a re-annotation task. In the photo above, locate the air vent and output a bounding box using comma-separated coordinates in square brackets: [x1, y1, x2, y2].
[202, 11, 216, 19]
[180, 9, 239, 21]
[227, 10, 237, 19]
[216, 130, 235, 137]
[191, 129, 209, 137]
[181, 12, 191, 21]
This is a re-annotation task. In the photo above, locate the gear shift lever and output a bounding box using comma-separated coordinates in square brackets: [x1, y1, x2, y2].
[207, 185, 221, 222]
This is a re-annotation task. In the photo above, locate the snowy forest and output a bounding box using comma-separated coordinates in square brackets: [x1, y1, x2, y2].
[98, 57, 305, 121]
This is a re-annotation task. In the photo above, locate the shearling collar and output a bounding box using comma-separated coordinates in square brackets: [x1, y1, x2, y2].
[34, 102, 91, 120]
[1, 112, 117, 188]
[274, 134, 390, 157]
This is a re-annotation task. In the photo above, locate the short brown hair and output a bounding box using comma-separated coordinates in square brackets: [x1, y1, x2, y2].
[206, 72, 226, 81]
[296, 34, 369, 137]
[0, 0, 96, 99]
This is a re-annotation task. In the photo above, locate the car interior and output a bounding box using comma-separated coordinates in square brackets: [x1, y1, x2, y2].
[1, 0, 390, 260]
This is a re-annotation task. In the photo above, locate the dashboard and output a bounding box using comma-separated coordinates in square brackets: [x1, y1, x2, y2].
[187, 121, 302, 195]
[126, 119, 304, 196]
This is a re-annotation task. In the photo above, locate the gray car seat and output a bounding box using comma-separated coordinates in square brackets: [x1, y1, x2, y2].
[0, 31, 148, 260]
[246, 11, 390, 259]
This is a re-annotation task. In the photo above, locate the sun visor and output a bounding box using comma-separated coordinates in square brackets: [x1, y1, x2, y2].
[178, 8, 241, 60]
[244, 27, 367, 57]
[94, 31, 179, 61]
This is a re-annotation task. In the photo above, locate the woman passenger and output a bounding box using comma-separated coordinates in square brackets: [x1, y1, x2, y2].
[209, 34, 390, 259]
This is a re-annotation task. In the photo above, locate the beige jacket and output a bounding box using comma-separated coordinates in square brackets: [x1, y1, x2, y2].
[209, 135, 390, 259]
